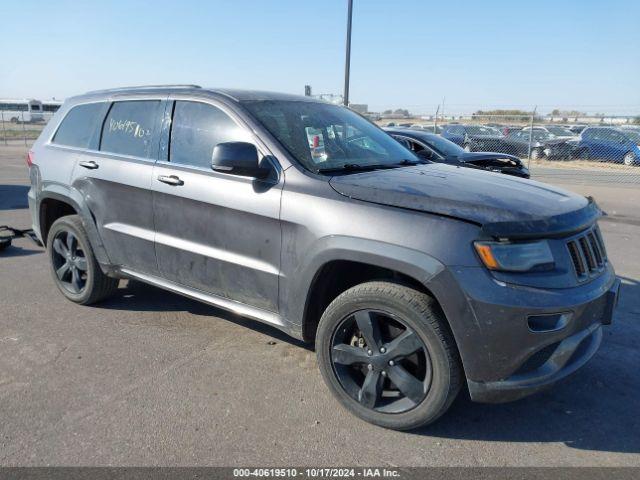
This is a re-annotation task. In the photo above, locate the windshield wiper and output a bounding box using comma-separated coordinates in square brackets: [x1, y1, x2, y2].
[316, 163, 399, 174]
[317, 159, 428, 174]
[393, 158, 429, 166]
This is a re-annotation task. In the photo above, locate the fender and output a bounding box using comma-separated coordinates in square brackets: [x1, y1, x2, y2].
[38, 185, 115, 274]
[281, 235, 446, 330]
[282, 235, 485, 379]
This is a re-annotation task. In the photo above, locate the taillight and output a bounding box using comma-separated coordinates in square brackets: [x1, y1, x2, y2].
[26, 150, 34, 167]
[313, 135, 320, 148]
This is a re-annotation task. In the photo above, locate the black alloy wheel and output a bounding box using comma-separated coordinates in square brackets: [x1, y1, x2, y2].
[51, 229, 88, 294]
[46, 215, 118, 304]
[331, 309, 431, 413]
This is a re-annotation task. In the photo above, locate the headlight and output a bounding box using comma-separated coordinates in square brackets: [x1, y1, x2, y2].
[474, 240, 554, 272]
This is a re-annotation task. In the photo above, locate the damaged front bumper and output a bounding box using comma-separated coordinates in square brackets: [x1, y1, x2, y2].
[466, 277, 620, 403]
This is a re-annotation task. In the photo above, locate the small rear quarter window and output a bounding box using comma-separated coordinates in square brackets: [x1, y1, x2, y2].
[52, 103, 106, 149]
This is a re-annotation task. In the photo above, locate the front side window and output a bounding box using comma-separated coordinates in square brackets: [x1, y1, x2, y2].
[100, 100, 160, 158]
[52, 102, 106, 149]
[243, 100, 417, 172]
[169, 101, 253, 169]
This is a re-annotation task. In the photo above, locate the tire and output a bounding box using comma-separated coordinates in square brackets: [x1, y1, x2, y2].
[530, 148, 542, 160]
[623, 152, 637, 166]
[316, 281, 462, 431]
[46, 215, 118, 305]
[10, 117, 19, 124]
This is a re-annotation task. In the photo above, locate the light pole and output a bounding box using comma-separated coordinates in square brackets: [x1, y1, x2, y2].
[343, 0, 353, 107]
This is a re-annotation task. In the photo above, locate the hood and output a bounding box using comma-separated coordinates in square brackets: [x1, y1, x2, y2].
[455, 152, 522, 164]
[329, 163, 597, 237]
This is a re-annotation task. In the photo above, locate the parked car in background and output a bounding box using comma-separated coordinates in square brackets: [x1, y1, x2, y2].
[410, 124, 442, 134]
[522, 125, 577, 140]
[504, 130, 575, 160]
[385, 128, 529, 178]
[568, 125, 587, 134]
[441, 124, 516, 154]
[572, 127, 640, 166]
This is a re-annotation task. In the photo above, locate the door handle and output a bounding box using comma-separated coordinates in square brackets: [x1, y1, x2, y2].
[79, 160, 99, 170]
[157, 174, 184, 186]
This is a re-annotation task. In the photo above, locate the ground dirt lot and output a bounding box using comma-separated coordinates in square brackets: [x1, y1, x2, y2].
[1, 145, 639, 466]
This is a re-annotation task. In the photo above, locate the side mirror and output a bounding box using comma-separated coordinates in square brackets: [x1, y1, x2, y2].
[211, 142, 270, 178]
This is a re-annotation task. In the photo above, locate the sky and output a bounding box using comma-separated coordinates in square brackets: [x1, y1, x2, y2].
[1, 0, 639, 115]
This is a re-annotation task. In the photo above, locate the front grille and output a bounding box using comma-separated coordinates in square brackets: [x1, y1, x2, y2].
[567, 226, 607, 281]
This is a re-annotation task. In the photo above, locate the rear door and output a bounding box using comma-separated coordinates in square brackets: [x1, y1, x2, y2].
[151, 98, 283, 312]
[70, 98, 164, 275]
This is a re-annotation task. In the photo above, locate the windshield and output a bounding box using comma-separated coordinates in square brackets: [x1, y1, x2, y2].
[624, 130, 640, 143]
[420, 135, 465, 156]
[466, 126, 503, 136]
[532, 131, 554, 140]
[545, 126, 573, 136]
[243, 100, 418, 172]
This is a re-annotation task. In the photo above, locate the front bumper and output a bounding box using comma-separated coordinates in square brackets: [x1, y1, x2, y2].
[432, 264, 619, 403]
[468, 320, 604, 403]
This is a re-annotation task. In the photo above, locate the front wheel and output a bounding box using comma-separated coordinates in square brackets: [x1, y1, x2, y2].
[316, 281, 462, 430]
[47, 215, 119, 305]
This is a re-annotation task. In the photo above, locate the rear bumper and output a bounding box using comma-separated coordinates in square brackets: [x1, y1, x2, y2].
[466, 277, 620, 403]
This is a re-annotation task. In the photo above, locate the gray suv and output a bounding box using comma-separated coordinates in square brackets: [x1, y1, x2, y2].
[28, 85, 620, 430]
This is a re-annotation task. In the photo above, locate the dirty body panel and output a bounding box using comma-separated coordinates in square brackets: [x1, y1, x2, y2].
[28, 87, 619, 406]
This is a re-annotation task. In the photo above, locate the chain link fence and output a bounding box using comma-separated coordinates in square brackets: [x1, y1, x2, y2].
[0, 110, 47, 147]
[2, 105, 639, 185]
[374, 109, 640, 185]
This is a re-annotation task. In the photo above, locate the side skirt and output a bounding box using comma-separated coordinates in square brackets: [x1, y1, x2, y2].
[118, 267, 302, 339]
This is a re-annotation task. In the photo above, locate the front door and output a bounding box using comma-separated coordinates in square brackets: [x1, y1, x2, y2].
[152, 99, 283, 312]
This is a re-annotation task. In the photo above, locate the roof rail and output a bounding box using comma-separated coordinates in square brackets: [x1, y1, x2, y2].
[86, 84, 202, 95]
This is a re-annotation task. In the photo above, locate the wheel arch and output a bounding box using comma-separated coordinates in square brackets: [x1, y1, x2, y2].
[38, 188, 113, 270]
[290, 237, 448, 344]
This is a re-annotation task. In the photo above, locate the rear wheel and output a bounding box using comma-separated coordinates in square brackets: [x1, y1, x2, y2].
[47, 215, 118, 305]
[623, 152, 637, 166]
[316, 281, 462, 430]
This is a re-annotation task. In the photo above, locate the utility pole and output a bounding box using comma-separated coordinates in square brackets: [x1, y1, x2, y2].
[527, 106, 538, 167]
[343, 0, 353, 107]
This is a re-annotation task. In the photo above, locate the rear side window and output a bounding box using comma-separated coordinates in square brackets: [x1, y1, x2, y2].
[100, 100, 161, 158]
[52, 103, 106, 149]
[169, 101, 252, 169]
